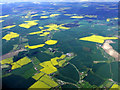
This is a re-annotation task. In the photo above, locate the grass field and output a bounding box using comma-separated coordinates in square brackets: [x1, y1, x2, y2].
[29, 31, 43, 35]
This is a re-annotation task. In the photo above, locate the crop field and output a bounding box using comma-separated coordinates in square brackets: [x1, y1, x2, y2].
[11, 57, 31, 70]
[1, 2, 119, 89]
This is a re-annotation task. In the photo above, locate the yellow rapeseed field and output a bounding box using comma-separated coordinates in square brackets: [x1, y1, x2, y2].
[39, 61, 51, 67]
[2, 32, 19, 41]
[40, 67, 57, 74]
[0, 20, 4, 23]
[0, 15, 9, 18]
[39, 26, 44, 29]
[60, 55, 66, 59]
[59, 26, 70, 29]
[114, 18, 118, 20]
[59, 24, 70, 29]
[79, 35, 118, 43]
[16, 57, 31, 66]
[49, 14, 60, 17]
[40, 32, 50, 36]
[45, 24, 59, 31]
[32, 72, 45, 80]
[0, 57, 13, 65]
[45, 40, 58, 45]
[11, 62, 21, 70]
[44, 23, 70, 31]
[40, 16, 49, 18]
[19, 20, 38, 28]
[110, 84, 120, 89]
[30, 54, 70, 89]
[24, 15, 29, 18]
[28, 80, 51, 88]
[40, 74, 58, 87]
[30, 74, 58, 89]
[31, 14, 39, 17]
[51, 57, 59, 66]
[106, 18, 110, 22]
[25, 44, 45, 49]
[70, 16, 84, 18]
[2, 25, 16, 29]
[41, 29, 47, 31]
[58, 60, 66, 67]
[40, 61, 57, 74]
[11, 57, 31, 70]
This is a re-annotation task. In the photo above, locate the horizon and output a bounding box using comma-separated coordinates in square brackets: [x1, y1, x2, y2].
[0, 0, 119, 3]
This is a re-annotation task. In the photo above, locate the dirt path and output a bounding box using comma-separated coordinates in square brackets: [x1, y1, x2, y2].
[1, 48, 27, 60]
[101, 40, 120, 61]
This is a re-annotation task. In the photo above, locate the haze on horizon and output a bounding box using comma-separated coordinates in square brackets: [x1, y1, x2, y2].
[0, 0, 119, 3]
